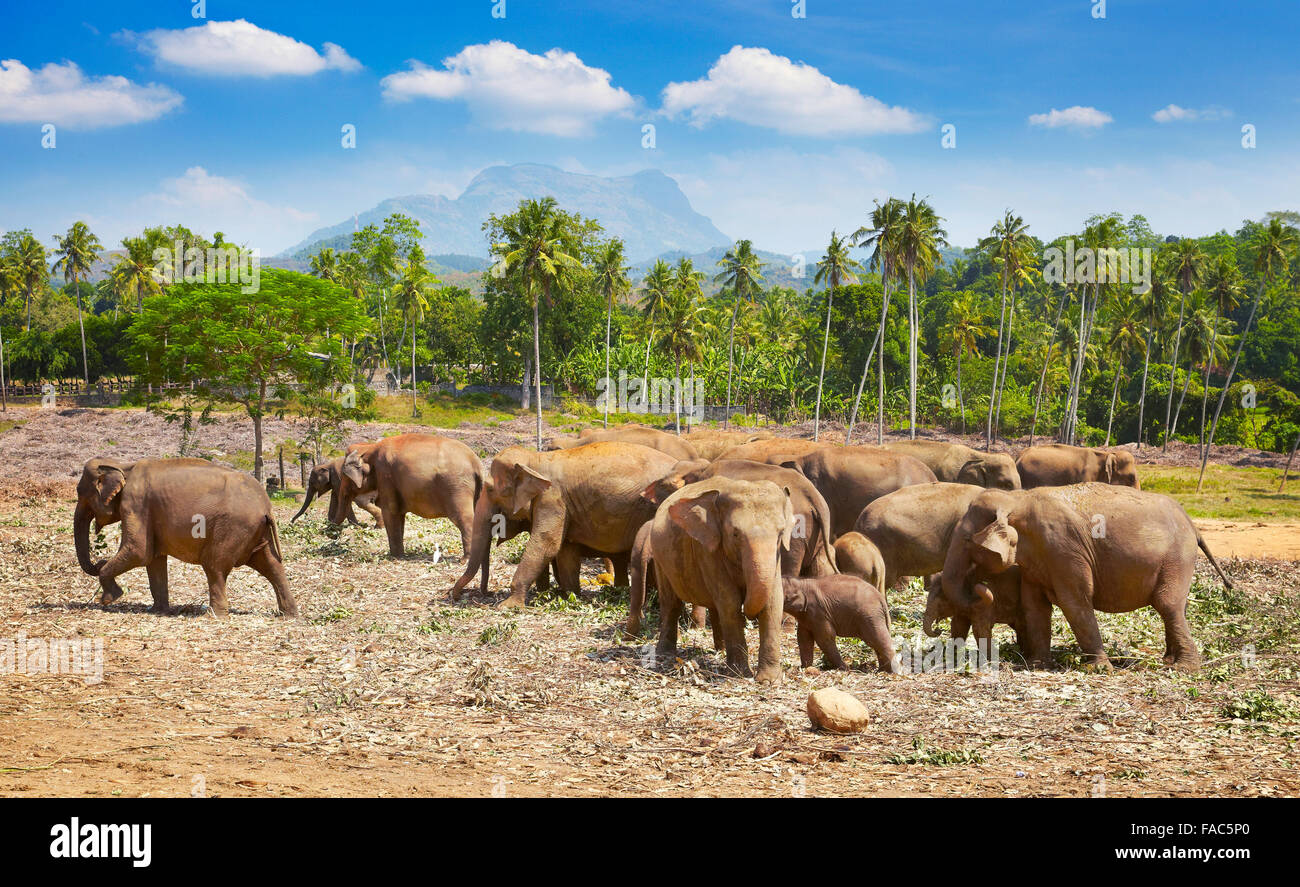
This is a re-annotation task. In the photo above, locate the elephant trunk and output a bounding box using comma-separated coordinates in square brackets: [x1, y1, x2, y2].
[923, 581, 944, 637]
[741, 536, 784, 618]
[290, 484, 318, 523]
[74, 502, 100, 576]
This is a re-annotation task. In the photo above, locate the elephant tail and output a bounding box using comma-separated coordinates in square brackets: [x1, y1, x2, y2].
[266, 515, 284, 563]
[1194, 527, 1232, 590]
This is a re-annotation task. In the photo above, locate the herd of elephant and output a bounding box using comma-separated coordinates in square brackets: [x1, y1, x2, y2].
[72, 424, 1233, 684]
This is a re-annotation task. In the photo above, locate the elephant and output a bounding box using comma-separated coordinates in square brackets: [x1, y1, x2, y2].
[937, 484, 1233, 671]
[74, 457, 297, 618]
[331, 434, 483, 558]
[545, 426, 700, 462]
[681, 429, 773, 461]
[1015, 444, 1140, 489]
[450, 442, 678, 607]
[641, 459, 837, 577]
[883, 440, 1020, 490]
[923, 567, 1026, 648]
[832, 532, 885, 593]
[715, 436, 828, 463]
[782, 574, 896, 672]
[776, 445, 937, 538]
[854, 482, 986, 590]
[650, 476, 793, 683]
[291, 456, 384, 527]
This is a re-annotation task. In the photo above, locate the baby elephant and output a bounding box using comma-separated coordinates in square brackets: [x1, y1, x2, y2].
[782, 575, 897, 673]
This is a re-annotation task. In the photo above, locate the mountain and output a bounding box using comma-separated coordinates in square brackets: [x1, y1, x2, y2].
[279, 163, 732, 264]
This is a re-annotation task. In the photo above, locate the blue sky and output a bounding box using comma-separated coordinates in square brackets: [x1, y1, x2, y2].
[2, 0, 1297, 256]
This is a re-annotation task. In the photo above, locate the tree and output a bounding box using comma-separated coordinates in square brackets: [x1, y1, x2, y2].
[51, 221, 102, 385]
[1102, 290, 1145, 445]
[490, 197, 586, 450]
[591, 239, 630, 427]
[131, 268, 370, 480]
[943, 291, 994, 433]
[638, 259, 673, 399]
[392, 245, 434, 417]
[896, 195, 948, 438]
[656, 287, 703, 434]
[1197, 218, 1299, 489]
[110, 232, 166, 317]
[310, 247, 339, 283]
[812, 231, 862, 441]
[1134, 268, 1174, 447]
[850, 198, 904, 444]
[1161, 237, 1204, 450]
[0, 231, 49, 331]
[976, 210, 1035, 448]
[1198, 254, 1243, 458]
[714, 240, 765, 427]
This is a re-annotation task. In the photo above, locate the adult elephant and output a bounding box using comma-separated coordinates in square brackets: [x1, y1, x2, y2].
[450, 442, 678, 607]
[650, 477, 793, 683]
[546, 426, 700, 462]
[715, 436, 827, 463]
[777, 445, 937, 538]
[292, 456, 384, 527]
[74, 457, 297, 617]
[854, 482, 986, 590]
[682, 429, 773, 461]
[331, 434, 483, 558]
[1015, 444, 1140, 489]
[935, 484, 1232, 671]
[883, 440, 1020, 490]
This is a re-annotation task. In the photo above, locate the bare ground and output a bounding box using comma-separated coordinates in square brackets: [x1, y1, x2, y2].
[1, 406, 1298, 797]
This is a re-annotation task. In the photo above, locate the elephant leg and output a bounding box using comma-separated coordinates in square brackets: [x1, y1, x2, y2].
[754, 597, 785, 684]
[1054, 582, 1111, 671]
[360, 501, 385, 529]
[713, 603, 752, 678]
[448, 496, 475, 562]
[145, 555, 169, 613]
[382, 508, 407, 557]
[553, 544, 582, 594]
[96, 538, 148, 605]
[610, 554, 629, 588]
[1152, 584, 1200, 671]
[709, 607, 723, 651]
[248, 546, 299, 618]
[690, 605, 708, 630]
[859, 617, 898, 674]
[501, 508, 563, 608]
[796, 623, 816, 668]
[950, 615, 972, 640]
[811, 622, 847, 671]
[1020, 582, 1054, 668]
[654, 577, 684, 663]
[203, 567, 230, 618]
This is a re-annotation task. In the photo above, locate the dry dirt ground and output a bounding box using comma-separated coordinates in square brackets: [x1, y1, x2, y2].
[1, 406, 1298, 797]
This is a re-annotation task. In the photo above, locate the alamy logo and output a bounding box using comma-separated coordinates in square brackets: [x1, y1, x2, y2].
[152, 240, 261, 294]
[596, 370, 705, 419]
[49, 819, 151, 867]
[1042, 239, 1152, 294]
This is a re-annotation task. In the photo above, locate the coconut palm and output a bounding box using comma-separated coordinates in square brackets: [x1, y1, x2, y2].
[1159, 237, 1204, 450]
[1198, 218, 1300, 489]
[849, 198, 905, 444]
[1029, 276, 1073, 446]
[943, 292, 994, 433]
[1062, 215, 1123, 444]
[811, 231, 862, 441]
[656, 288, 703, 433]
[111, 233, 165, 316]
[591, 240, 630, 427]
[309, 247, 339, 283]
[1134, 267, 1174, 447]
[51, 221, 102, 386]
[1197, 254, 1243, 458]
[1102, 291, 1146, 445]
[393, 246, 433, 417]
[11, 233, 48, 331]
[714, 240, 765, 427]
[492, 197, 585, 449]
[896, 195, 948, 438]
[976, 210, 1035, 448]
[638, 259, 673, 395]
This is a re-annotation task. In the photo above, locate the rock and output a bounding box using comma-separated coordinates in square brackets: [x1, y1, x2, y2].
[806, 688, 870, 734]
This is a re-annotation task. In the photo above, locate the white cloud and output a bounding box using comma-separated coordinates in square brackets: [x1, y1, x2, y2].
[1027, 105, 1113, 130]
[132, 19, 360, 77]
[660, 46, 928, 137]
[138, 166, 316, 248]
[381, 41, 635, 137]
[0, 59, 182, 128]
[1152, 103, 1231, 123]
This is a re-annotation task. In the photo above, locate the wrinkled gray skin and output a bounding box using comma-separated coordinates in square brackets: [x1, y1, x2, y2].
[832, 532, 885, 593]
[939, 484, 1232, 671]
[883, 440, 1020, 490]
[778, 446, 937, 538]
[782, 574, 896, 672]
[545, 426, 700, 462]
[854, 482, 986, 590]
[291, 456, 384, 527]
[626, 519, 718, 641]
[74, 457, 297, 617]
[1015, 444, 1140, 489]
[651, 477, 793, 683]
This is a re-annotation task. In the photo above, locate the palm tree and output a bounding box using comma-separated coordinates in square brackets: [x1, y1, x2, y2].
[1102, 291, 1145, 445]
[492, 197, 585, 449]
[1198, 218, 1299, 489]
[850, 199, 904, 444]
[12, 233, 48, 331]
[714, 240, 765, 427]
[310, 247, 339, 283]
[111, 234, 165, 316]
[1134, 268, 1173, 447]
[656, 288, 703, 434]
[1160, 237, 1204, 450]
[976, 210, 1035, 448]
[0, 257, 15, 411]
[812, 231, 862, 441]
[1062, 215, 1123, 444]
[51, 221, 103, 386]
[943, 292, 994, 433]
[591, 240, 630, 427]
[337, 252, 369, 367]
[393, 246, 432, 417]
[1198, 254, 1243, 459]
[1029, 278, 1072, 446]
[638, 259, 673, 397]
[896, 195, 948, 438]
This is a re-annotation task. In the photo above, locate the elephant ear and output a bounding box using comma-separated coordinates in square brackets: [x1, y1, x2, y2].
[342, 450, 368, 488]
[959, 458, 986, 485]
[509, 463, 552, 515]
[969, 508, 1018, 573]
[778, 486, 794, 552]
[667, 490, 721, 551]
[1104, 453, 1116, 484]
[94, 463, 129, 520]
